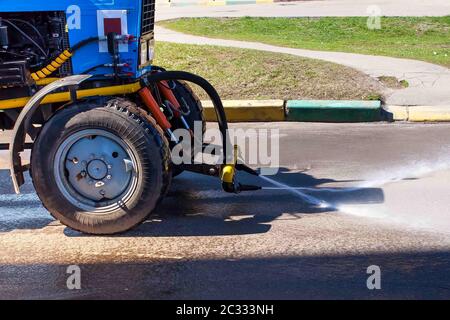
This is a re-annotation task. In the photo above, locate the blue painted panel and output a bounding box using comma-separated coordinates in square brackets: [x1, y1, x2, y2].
[0, 0, 152, 79]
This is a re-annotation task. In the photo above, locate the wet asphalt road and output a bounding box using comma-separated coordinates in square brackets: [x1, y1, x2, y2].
[1, 122, 450, 299]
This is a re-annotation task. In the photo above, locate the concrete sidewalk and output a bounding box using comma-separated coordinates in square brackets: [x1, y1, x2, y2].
[156, 26, 450, 106]
[156, 0, 450, 20]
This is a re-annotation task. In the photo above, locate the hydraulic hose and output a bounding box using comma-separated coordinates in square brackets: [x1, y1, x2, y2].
[141, 70, 231, 164]
[31, 50, 72, 81]
[31, 37, 99, 81]
[70, 36, 99, 52]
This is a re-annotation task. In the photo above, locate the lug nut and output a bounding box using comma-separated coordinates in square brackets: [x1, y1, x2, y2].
[73, 157, 79, 164]
[100, 189, 106, 196]
[106, 175, 112, 180]
[80, 170, 87, 177]
[95, 181, 105, 188]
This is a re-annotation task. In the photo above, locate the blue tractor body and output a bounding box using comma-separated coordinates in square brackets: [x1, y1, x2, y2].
[0, 0, 154, 78]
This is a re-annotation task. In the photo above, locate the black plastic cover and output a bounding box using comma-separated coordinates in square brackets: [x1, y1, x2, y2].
[0, 59, 29, 87]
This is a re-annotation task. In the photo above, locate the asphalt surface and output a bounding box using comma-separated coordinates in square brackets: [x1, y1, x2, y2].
[156, 0, 450, 20]
[1, 122, 450, 299]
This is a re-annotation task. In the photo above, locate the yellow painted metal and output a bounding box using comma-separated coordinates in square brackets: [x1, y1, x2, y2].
[221, 144, 238, 183]
[0, 82, 142, 110]
[35, 78, 59, 86]
[221, 165, 235, 184]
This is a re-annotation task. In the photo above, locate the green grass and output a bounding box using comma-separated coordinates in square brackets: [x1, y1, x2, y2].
[160, 17, 450, 67]
[154, 42, 384, 100]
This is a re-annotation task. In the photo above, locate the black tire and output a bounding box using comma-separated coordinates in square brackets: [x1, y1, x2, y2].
[31, 98, 171, 234]
[112, 98, 172, 200]
[170, 80, 206, 177]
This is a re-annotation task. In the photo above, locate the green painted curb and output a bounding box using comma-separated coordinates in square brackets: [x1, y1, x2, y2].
[286, 100, 382, 122]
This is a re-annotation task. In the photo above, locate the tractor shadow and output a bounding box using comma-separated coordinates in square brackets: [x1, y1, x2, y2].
[66, 167, 384, 237]
[0, 166, 384, 236]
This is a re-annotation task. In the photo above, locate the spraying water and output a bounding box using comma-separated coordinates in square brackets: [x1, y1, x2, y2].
[259, 175, 331, 209]
[258, 155, 450, 234]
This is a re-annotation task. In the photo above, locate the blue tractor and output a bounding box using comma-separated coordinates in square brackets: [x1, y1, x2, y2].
[0, 0, 259, 234]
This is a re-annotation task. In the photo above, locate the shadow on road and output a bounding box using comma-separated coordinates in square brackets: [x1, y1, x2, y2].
[1, 250, 450, 299]
[63, 168, 384, 237]
[0, 167, 385, 235]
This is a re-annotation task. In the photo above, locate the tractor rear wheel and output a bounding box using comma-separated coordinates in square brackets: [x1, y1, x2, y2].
[31, 98, 170, 234]
[171, 80, 206, 177]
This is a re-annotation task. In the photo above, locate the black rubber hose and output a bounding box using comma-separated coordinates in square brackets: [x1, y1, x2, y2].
[141, 70, 231, 164]
[71, 37, 99, 52]
[81, 63, 111, 74]
[8, 18, 48, 51]
[2, 19, 47, 57]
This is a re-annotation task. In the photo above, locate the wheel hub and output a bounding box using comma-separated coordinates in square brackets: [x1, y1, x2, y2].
[87, 159, 108, 180]
[55, 130, 137, 206]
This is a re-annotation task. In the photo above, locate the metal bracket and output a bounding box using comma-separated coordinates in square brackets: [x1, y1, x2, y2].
[181, 163, 221, 177]
[9, 75, 92, 194]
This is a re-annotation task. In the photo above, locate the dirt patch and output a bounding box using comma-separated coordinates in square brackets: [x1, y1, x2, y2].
[377, 76, 409, 89]
[155, 42, 386, 101]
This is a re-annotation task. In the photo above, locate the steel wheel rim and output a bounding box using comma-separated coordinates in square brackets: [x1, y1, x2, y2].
[53, 129, 140, 214]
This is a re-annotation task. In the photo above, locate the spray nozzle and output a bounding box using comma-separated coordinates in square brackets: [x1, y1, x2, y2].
[220, 145, 261, 193]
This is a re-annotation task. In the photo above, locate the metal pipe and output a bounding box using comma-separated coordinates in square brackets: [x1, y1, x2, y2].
[0, 82, 142, 109]
[141, 71, 231, 164]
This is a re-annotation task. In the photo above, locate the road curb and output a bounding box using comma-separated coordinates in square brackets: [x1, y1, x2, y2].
[286, 100, 382, 122]
[202, 100, 285, 122]
[201, 100, 450, 122]
[383, 105, 450, 122]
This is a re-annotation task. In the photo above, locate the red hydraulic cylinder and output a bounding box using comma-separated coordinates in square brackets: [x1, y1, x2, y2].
[138, 87, 172, 131]
[157, 81, 181, 117]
